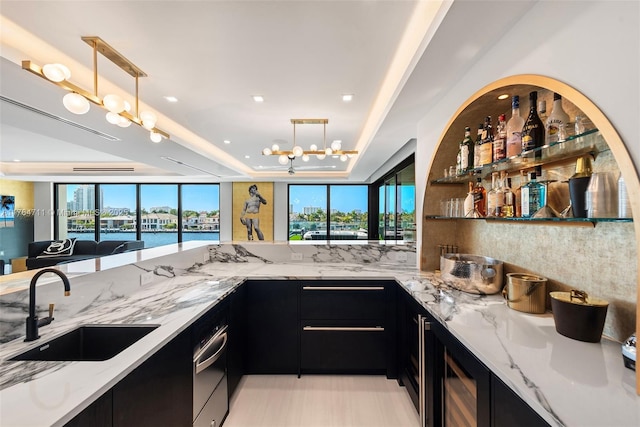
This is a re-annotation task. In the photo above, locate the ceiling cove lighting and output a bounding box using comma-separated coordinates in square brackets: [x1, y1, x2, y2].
[22, 36, 170, 142]
[261, 119, 358, 166]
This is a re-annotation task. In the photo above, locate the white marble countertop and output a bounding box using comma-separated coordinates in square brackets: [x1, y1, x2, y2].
[0, 242, 638, 426]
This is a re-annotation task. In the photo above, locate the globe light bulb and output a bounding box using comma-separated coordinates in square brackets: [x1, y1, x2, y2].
[292, 145, 304, 157]
[325, 148, 333, 155]
[150, 131, 162, 143]
[309, 144, 318, 151]
[271, 144, 280, 152]
[63, 93, 90, 114]
[103, 94, 125, 113]
[317, 154, 326, 160]
[262, 148, 272, 156]
[331, 140, 342, 151]
[278, 154, 289, 165]
[340, 154, 348, 162]
[43, 64, 71, 82]
[117, 116, 131, 127]
[140, 111, 157, 130]
[106, 112, 121, 124]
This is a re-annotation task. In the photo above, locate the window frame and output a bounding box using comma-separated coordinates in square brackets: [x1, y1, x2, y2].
[287, 183, 369, 241]
[371, 154, 415, 241]
[53, 182, 220, 244]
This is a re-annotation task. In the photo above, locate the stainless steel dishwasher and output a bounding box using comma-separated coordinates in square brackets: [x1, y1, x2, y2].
[193, 321, 228, 427]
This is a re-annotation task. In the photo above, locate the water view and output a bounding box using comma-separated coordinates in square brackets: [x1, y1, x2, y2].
[68, 231, 220, 248]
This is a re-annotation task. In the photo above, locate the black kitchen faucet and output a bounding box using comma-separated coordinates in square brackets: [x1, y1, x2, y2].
[25, 268, 71, 341]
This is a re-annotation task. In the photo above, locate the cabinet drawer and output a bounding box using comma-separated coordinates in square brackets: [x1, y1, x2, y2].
[301, 282, 387, 320]
[301, 324, 386, 373]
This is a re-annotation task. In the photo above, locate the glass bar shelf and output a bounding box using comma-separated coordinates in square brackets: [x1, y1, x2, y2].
[431, 128, 605, 185]
[424, 215, 633, 224]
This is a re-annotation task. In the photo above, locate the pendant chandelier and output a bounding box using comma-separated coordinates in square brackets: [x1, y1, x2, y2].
[22, 36, 169, 143]
[262, 118, 358, 165]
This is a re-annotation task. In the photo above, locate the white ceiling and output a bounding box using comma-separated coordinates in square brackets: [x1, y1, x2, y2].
[0, 0, 535, 183]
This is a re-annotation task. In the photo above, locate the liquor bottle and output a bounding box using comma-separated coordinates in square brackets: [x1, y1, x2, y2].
[459, 126, 474, 173]
[521, 171, 546, 218]
[463, 181, 475, 217]
[506, 95, 524, 158]
[486, 172, 504, 217]
[472, 177, 486, 217]
[479, 116, 494, 166]
[473, 124, 483, 169]
[502, 173, 516, 218]
[521, 91, 545, 158]
[493, 114, 507, 161]
[456, 145, 462, 176]
[514, 170, 527, 218]
[538, 99, 548, 126]
[545, 92, 570, 144]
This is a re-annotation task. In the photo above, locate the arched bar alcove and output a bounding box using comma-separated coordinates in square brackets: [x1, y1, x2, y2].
[421, 74, 639, 393]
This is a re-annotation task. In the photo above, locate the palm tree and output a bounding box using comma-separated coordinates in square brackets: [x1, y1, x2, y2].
[1, 195, 15, 227]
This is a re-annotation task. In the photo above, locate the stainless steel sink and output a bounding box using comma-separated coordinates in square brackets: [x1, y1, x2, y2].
[9, 324, 160, 362]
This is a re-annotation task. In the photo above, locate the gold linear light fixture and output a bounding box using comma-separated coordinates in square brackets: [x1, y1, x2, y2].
[22, 36, 169, 142]
[262, 119, 358, 165]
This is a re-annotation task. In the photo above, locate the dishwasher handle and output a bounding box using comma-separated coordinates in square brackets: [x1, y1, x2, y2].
[194, 325, 228, 375]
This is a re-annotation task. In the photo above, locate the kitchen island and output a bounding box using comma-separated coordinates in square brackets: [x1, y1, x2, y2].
[0, 241, 638, 426]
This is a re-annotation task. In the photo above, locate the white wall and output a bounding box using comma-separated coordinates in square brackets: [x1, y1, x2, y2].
[33, 182, 53, 240]
[273, 182, 289, 241]
[416, 0, 640, 258]
[219, 182, 233, 242]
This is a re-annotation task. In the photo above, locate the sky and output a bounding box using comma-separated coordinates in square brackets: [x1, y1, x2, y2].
[67, 184, 220, 212]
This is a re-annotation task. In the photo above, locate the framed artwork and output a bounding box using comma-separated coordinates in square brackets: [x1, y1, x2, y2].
[232, 182, 274, 241]
[0, 195, 15, 228]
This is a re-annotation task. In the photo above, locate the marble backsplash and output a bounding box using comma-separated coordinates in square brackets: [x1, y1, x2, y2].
[207, 241, 417, 266]
[428, 220, 637, 342]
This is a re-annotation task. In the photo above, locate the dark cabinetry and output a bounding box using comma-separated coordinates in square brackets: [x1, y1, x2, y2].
[245, 279, 299, 374]
[491, 374, 549, 427]
[65, 391, 112, 427]
[227, 281, 246, 398]
[300, 280, 396, 376]
[434, 321, 491, 427]
[431, 318, 549, 427]
[111, 328, 192, 426]
[397, 288, 438, 427]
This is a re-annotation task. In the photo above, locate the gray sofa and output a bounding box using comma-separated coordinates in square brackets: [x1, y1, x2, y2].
[26, 239, 144, 270]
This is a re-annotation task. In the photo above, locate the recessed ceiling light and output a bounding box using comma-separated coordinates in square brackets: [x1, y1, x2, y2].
[253, 95, 264, 103]
[223, 140, 231, 144]
[497, 94, 509, 100]
[164, 96, 178, 103]
[13, 159, 20, 162]
[244, 155, 250, 159]
[342, 94, 354, 102]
